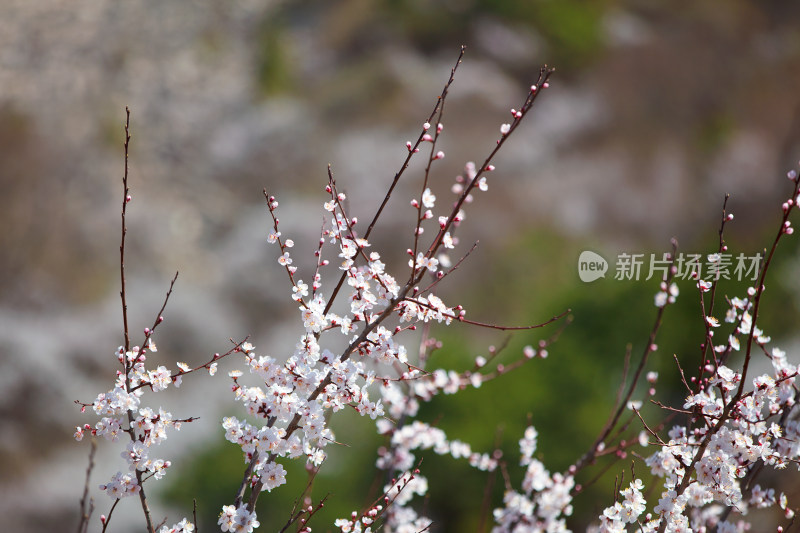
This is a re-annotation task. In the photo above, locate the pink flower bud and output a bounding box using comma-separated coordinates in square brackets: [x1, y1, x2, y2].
[523, 346, 535, 359]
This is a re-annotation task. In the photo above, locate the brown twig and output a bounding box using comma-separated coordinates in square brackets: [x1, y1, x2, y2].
[120, 107, 132, 359]
[114, 108, 156, 533]
[323, 46, 468, 316]
[241, 53, 557, 516]
[76, 439, 96, 533]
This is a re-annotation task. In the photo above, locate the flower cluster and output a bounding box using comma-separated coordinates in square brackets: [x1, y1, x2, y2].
[218, 504, 260, 533]
[221, 143, 530, 528]
[75, 343, 184, 497]
[586, 173, 800, 533]
[74, 53, 800, 533]
[491, 426, 575, 532]
[634, 341, 799, 532]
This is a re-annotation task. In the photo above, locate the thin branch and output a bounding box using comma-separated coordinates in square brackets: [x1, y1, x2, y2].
[736, 176, 800, 399]
[101, 499, 120, 533]
[120, 107, 132, 359]
[365, 46, 466, 241]
[116, 107, 156, 533]
[422, 66, 554, 263]
[324, 46, 468, 316]
[573, 239, 678, 474]
[76, 439, 96, 533]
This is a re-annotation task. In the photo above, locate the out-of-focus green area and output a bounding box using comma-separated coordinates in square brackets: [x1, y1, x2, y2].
[2, 0, 800, 531]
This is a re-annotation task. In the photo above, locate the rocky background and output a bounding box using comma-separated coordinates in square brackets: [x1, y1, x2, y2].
[1, 1, 800, 531]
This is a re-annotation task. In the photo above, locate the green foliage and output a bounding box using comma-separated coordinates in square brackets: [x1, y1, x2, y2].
[254, 17, 294, 97]
[477, 0, 606, 68]
[383, 0, 607, 69]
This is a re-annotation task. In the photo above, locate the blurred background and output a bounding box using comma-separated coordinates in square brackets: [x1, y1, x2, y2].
[2, 0, 800, 531]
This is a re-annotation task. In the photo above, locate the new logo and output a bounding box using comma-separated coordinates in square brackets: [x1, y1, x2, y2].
[578, 250, 608, 282]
